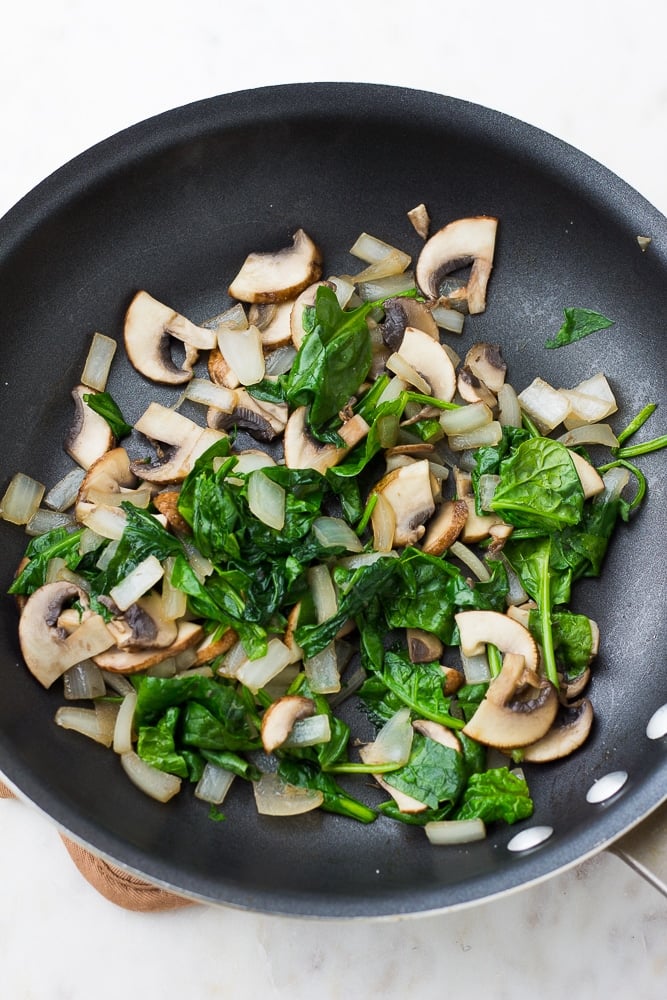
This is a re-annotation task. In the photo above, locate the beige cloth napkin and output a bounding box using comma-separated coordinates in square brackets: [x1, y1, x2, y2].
[0, 780, 197, 911]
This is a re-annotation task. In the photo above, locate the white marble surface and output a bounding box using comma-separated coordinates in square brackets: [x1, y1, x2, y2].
[1, 2, 666, 997]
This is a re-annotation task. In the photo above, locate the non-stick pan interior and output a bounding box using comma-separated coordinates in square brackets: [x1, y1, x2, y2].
[0, 83, 665, 916]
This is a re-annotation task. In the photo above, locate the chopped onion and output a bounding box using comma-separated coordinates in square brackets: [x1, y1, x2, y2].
[386, 352, 431, 394]
[44, 467, 86, 512]
[195, 764, 235, 804]
[108, 554, 164, 611]
[282, 713, 332, 748]
[460, 650, 491, 684]
[313, 515, 363, 553]
[359, 706, 413, 767]
[247, 470, 286, 530]
[63, 660, 106, 700]
[497, 382, 522, 427]
[425, 818, 486, 845]
[0, 472, 45, 525]
[601, 466, 631, 498]
[327, 275, 357, 309]
[356, 271, 416, 301]
[264, 345, 297, 375]
[182, 540, 214, 581]
[81, 503, 128, 540]
[180, 378, 237, 412]
[253, 772, 323, 816]
[100, 670, 135, 697]
[376, 375, 408, 406]
[518, 378, 570, 431]
[430, 303, 465, 334]
[308, 563, 337, 623]
[120, 750, 181, 802]
[337, 550, 399, 570]
[371, 491, 396, 553]
[161, 556, 188, 620]
[80, 332, 117, 391]
[476, 473, 501, 512]
[55, 706, 114, 747]
[217, 638, 252, 678]
[226, 450, 276, 477]
[236, 638, 293, 694]
[113, 690, 137, 754]
[449, 541, 491, 582]
[560, 388, 616, 428]
[448, 421, 502, 451]
[439, 401, 492, 436]
[304, 641, 341, 694]
[147, 657, 177, 678]
[25, 508, 75, 536]
[79, 527, 105, 556]
[349, 231, 411, 269]
[557, 423, 619, 449]
[217, 323, 265, 386]
[204, 302, 248, 331]
[86, 486, 152, 509]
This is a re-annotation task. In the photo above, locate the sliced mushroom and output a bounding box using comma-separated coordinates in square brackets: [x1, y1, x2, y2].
[64, 385, 114, 470]
[131, 403, 214, 483]
[457, 367, 497, 408]
[562, 667, 591, 700]
[379, 298, 439, 352]
[412, 719, 461, 752]
[248, 300, 295, 349]
[228, 229, 323, 304]
[208, 345, 240, 389]
[568, 448, 605, 499]
[92, 620, 204, 673]
[463, 651, 558, 749]
[152, 490, 191, 534]
[192, 628, 238, 666]
[372, 459, 435, 547]
[289, 280, 335, 349]
[207, 388, 288, 442]
[106, 593, 178, 650]
[407, 203, 430, 240]
[396, 327, 457, 402]
[124, 290, 215, 385]
[455, 610, 539, 671]
[519, 698, 594, 762]
[421, 498, 469, 555]
[283, 406, 369, 473]
[18, 582, 115, 688]
[407, 628, 444, 663]
[74, 446, 143, 521]
[464, 343, 507, 393]
[260, 695, 316, 753]
[415, 216, 498, 315]
[373, 774, 429, 814]
[460, 496, 504, 544]
[442, 665, 465, 695]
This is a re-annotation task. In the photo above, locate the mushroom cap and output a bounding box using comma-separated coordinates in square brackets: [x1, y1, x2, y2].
[415, 216, 498, 314]
[228, 229, 323, 304]
[464, 342, 507, 393]
[412, 719, 461, 752]
[406, 628, 444, 664]
[124, 290, 215, 385]
[519, 698, 594, 762]
[18, 582, 115, 688]
[283, 406, 369, 473]
[64, 385, 114, 470]
[455, 611, 539, 672]
[92, 620, 204, 673]
[421, 498, 469, 556]
[260, 695, 316, 753]
[372, 459, 436, 547]
[396, 327, 457, 402]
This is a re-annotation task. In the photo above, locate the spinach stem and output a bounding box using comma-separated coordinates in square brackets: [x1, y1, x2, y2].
[613, 435, 667, 458]
[598, 458, 647, 511]
[538, 548, 559, 689]
[486, 643, 503, 678]
[616, 402, 657, 445]
[521, 413, 542, 438]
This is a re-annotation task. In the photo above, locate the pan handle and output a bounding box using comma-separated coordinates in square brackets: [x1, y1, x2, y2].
[609, 800, 667, 898]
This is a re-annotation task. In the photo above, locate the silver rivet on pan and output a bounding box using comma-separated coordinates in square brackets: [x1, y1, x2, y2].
[586, 770, 628, 804]
[506, 825, 553, 852]
[646, 703, 667, 740]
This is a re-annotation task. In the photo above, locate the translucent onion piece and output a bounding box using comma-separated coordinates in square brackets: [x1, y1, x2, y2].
[80, 332, 117, 391]
[194, 764, 235, 804]
[377, 375, 408, 406]
[108, 554, 164, 611]
[602, 466, 631, 498]
[95, 701, 120, 746]
[386, 353, 431, 395]
[518, 378, 570, 431]
[182, 541, 214, 581]
[282, 714, 332, 748]
[449, 541, 491, 582]
[425, 818, 486, 845]
[497, 383, 522, 427]
[161, 556, 188, 621]
[440, 401, 492, 435]
[349, 231, 411, 269]
[356, 272, 416, 301]
[308, 563, 337, 624]
[557, 423, 619, 449]
[62, 660, 106, 700]
[113, 690, 138, 754]
[79, 527, 105, 556]
[247, 470, 286, 530]
[264, 345, 297, 376]
[460, 650, 491, 684]
[476, 473, 501, 512]
[204, 302, 248, 331]
[55, 706, 114, 747]
[120, 751, 182, 803]
[560, 388, 616, 428]
[81, 503, 128, 540]
[359, 706, 413, 766]
[45, 557, 67, 584]
[147, 657, 177, 678]
[227, 450, 276, 476]
[337, 550, 399, 570]
[44, 467, 86, 512]
[430, 303, 465, 334]
[448, 421, 502, 451]
[312, 515, 363, 552]
[236, 638, 293, 694]
[0, 472, 45, 525]
[328, 275, 357, 309]
[304, 641, 341, 694]
[217, 324, 265, 386]
[26, 508, 75, 536]
[253, 773, 324, 816]
[217, 638, 252, 678]
[180, 378, 237, 412]
[99, 670, 135, 697]
[371, 491, 396, 553]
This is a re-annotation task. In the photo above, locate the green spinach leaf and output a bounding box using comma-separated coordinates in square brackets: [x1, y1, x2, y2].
[545, 307, 613, 349]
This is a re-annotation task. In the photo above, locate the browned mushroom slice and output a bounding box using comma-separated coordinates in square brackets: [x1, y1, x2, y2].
[18, 582, 115, 688]
[457, 367, 498, 408]
[379, 297, 439, 351]
[207, 388, 288, 442]
[124, 290, 215, 385]
[130, 403, 221, 484]
[519, 699, 594, 762]
[407, 203, 430, 240]
[283, 407, 369, 474]
[64, 385, 115, 470]
[396, 327, 456, 402]
[415, 216, 498, 315]
[208, 345, 241, 389]
[464, 343, 507, 393]
[407, 628, 444, 663]
[248, 300, 294, 349]
[412, 719, 461, 752]
[92, 621, 204, 673]
[106, 593, 178, 650]
[260, 695, 316, 753]
[421, 499, 469, 555]
[228, 229, 323, 304]
[372, 460, 435, 547]
[152, 490, 191, 534]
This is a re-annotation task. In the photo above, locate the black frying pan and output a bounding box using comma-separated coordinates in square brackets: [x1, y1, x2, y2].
[0, 83, 665, 917]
